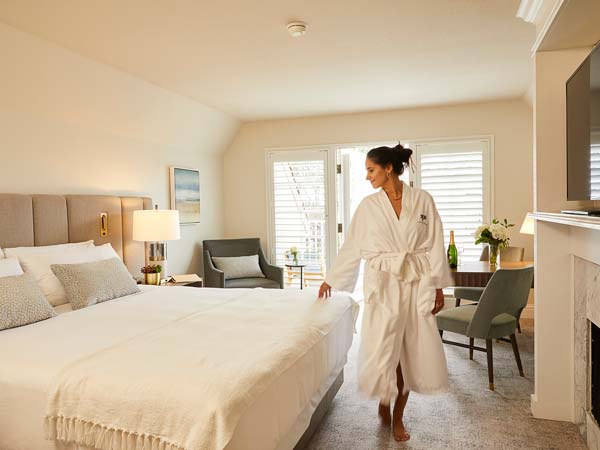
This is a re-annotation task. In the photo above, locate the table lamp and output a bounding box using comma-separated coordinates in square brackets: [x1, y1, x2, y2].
[133, 206, 180, 279]
[519, 213, 534, 235]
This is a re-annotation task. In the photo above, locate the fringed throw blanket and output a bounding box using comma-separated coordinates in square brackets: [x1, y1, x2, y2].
[45, 288, 355, 450]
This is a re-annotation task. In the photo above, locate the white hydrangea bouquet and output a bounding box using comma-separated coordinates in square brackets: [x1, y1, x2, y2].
[474, 218, 514, 265]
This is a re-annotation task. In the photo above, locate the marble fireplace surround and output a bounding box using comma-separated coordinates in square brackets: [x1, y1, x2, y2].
[532, 212, 600, 448]
[574, 256, 600, 448]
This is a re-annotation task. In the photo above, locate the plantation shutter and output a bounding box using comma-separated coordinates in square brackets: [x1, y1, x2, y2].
[591, 143, 600, 199]
[414, 140, 491, 263]
[267, 150, 330, 288]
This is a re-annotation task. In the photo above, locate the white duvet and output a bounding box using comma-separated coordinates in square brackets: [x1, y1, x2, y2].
[0, 286, 357, 450]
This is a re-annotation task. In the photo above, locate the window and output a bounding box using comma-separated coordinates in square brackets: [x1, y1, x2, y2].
[266, 149, 334, 288]
[412, 138, 492, 263]
[266, 138, 492, 289]
[591, 131, 600, 199]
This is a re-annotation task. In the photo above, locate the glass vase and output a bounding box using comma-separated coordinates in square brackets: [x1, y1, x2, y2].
[489, 244, 499, 266]
[293, 255, 298, 265]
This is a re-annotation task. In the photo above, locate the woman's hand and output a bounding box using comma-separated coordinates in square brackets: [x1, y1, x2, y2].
[431, 288, 445, 315]
[318, 282, 332, 299]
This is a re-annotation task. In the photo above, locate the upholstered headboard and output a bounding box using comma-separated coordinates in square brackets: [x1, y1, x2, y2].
[0, 194, 152, 274]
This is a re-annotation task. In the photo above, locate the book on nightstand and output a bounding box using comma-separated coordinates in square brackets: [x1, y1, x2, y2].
[167, 274, 202, 283]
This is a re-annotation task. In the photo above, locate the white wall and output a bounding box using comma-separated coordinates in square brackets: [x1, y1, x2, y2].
[534, 48, 598, 213]
[532, 47, 593, 423]
[224, 99, 534, 259]
[0, 22, 240, 275]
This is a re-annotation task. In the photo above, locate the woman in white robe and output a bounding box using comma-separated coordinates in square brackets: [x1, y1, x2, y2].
[318, 143, 453, 442]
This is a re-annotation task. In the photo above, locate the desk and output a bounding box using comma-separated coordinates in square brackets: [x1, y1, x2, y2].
[451, 261, 534, 287]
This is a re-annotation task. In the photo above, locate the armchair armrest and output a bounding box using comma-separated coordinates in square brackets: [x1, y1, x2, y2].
[203, 250, 225, 288]
[453, 286, 484, 302]
[258, 248, 284, 289]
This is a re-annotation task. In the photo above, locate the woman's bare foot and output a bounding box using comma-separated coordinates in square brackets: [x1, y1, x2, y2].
[392, 393, 410, 441]
[392, 414, 410, 442]
[378, 402, 391, 426]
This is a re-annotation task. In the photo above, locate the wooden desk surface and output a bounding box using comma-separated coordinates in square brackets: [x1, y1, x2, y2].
[451, 260, 534, 287]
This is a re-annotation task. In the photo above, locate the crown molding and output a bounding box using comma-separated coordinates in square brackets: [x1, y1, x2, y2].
[516, 0, 544, 23]
[516, 0, 567, 55]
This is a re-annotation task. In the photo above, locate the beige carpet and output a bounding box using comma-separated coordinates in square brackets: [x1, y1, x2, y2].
[305, 319, 586, 450]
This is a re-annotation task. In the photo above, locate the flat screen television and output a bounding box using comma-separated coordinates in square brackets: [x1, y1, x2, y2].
[566, 44, 600, 201]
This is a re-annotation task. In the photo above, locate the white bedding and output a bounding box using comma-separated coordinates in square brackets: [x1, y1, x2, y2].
[0, 286, 356, 450]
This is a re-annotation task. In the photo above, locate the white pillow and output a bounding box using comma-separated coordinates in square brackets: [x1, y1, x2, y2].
[6, 243, 121, 307]
[211, 255, 265, 280]
[3, 240, 94, 256]
[0, 257, 24, 278]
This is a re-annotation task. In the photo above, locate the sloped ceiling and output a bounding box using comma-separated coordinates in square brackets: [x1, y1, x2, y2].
[0, 0, 535, 120]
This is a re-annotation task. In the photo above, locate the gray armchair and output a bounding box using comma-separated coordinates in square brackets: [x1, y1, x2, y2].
[202, 238, 284, 289]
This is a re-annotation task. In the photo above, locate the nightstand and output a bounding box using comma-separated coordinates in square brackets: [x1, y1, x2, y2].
[163, 279, 203, 288]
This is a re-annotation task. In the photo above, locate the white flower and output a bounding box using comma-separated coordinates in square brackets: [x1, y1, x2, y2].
[290, 246, 298, 253]
[474, 224, 489, 238]
[489, 223, 508, 241]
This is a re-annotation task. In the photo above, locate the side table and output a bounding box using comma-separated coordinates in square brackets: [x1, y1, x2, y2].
[284, 264, 306, 290]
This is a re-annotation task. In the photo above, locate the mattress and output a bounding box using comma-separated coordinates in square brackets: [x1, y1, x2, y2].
[0, 286, 356, 450]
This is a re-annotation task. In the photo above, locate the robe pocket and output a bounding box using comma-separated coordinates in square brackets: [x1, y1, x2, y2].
[363, 266, 383, 304]
[416, 277, 437, 316]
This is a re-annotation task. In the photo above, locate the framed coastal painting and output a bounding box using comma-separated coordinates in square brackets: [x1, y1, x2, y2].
[169, 166, 201, 224]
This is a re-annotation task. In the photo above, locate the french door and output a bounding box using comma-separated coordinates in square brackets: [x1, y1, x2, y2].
[266, 149, 336, 288]
[266, 138, 492, 289]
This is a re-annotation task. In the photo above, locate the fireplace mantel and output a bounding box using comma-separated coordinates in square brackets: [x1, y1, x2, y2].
[532, 212, 600, 231]
[531, 212, 600, 434]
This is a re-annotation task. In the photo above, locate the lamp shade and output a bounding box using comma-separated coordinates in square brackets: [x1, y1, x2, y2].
[133, 209, 181, 242]
[519, 213, 535, 235]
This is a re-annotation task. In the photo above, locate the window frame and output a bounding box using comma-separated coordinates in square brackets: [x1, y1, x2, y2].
[408, 135, 494, 227]
[264, 135, 494, 268]
[265, 147, 336, 268]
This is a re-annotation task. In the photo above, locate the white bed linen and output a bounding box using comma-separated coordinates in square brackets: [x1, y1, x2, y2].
[0, 286, 356, 450]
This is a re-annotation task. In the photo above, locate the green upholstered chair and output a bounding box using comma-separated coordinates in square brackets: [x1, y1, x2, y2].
[437, 266, 534, 390]
[203, 238, 284, 289]
[453, 246, 527, 333]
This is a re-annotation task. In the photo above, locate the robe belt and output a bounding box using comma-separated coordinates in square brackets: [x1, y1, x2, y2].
[363, 248, 430, 283]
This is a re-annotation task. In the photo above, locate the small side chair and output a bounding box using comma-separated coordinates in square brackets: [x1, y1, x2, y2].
[454, 246, 525, 307]
[203, 238, 284, 289]
[436, 266, 534, 390]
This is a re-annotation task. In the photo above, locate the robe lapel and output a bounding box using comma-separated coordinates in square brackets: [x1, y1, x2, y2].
[378, 184, 409, 251]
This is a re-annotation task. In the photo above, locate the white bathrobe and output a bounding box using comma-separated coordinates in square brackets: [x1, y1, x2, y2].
[325, 182, 454, 402]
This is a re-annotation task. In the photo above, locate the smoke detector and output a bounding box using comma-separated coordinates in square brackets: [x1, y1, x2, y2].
[287, 21, 307, 38]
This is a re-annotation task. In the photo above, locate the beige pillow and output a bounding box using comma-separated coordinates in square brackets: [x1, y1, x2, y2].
[7, 243, 120, 307]
[51, 257, 140, 310]
[211, 255, 265, 280]
[0, 273, 56, 331]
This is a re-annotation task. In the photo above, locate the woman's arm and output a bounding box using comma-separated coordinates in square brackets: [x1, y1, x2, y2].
[319, 204, 365, 297]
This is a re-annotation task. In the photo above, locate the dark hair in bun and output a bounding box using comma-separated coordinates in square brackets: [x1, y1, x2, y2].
[366, 142, 412, 175]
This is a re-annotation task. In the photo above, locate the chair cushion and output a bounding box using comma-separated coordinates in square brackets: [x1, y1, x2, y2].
[436, 305, 517, 338]
[211, 255, 265, 280]
[225, 277, 280, 289]
[453, 287, 484, 302]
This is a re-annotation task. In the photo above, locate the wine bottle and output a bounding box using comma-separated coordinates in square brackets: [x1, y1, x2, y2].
[447, 230, 458, 268]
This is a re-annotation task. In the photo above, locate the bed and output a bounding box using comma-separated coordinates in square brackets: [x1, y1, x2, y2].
[0, 194, 357, 450]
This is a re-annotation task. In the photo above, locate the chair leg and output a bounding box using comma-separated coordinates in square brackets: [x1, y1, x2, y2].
[469, 338, 474, 360]
[510, 334, 524, 377]
[517, 321, 522, 334]
[455, 297, 461, 307]
[486, 339, 494, 390]
[439, 329, 443, 338]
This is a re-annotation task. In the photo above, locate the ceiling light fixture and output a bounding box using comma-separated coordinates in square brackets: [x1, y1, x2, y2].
[287, 21, 307, 38]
